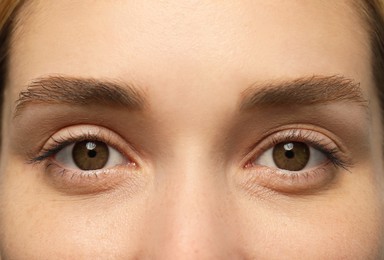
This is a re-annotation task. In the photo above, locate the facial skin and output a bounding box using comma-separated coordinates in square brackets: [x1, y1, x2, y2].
[0, 0, 383, 259]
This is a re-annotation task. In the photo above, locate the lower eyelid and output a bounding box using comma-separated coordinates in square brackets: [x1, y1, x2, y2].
[242, 163, 338, 194]
[42, 162, 140, 195]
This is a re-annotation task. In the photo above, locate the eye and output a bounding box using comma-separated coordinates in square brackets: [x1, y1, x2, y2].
[255, 141, 327, 171]
[241, 128, 351, 194]
[55, 140, 126, 171]
[30, 125, 144, 195]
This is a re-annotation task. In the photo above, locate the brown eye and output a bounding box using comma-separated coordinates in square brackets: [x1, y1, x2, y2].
[72, 141, 109, 170]
[255, 141, 327, 171]
[272, 142, 309, 171]
[55, 140, 126, 171]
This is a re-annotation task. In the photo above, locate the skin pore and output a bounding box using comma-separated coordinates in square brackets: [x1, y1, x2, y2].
[0, 0, 384, 259]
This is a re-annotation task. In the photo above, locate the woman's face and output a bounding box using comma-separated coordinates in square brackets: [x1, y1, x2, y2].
[0, 0, 383, 259]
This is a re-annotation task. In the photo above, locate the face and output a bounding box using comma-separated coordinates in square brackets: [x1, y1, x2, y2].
[0, 0, 383, 259]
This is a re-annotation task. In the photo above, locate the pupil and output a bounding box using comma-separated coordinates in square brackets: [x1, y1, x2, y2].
[88, 149, 97, 158]
[285, 150, 295, 159]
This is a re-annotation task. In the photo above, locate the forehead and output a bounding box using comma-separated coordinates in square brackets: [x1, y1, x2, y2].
[8, 0, 371, 106]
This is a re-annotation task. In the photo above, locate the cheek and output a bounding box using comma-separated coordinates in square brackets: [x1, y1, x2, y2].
[237, 166, 384, 258]
[0, 159, 148, 258]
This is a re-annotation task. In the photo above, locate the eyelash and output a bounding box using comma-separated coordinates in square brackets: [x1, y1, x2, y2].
[257, 128, 350, 169]
[242, 128, 352, 193]
[29, 126, 137, 174]
[30, 126, 350, 195]
[28, 126, 142, 194]
[31, 132, 113, 164]
[34, 129, 348, 168]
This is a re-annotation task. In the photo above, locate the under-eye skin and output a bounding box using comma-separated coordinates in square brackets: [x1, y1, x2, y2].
[243, 128, 352, 194]
[29, 125, 140, 195]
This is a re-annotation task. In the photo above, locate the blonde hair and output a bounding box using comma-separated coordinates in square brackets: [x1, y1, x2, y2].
[362, 0, 384, 118]
[0, 0, 21, 133]
[0, 0, 20, 30]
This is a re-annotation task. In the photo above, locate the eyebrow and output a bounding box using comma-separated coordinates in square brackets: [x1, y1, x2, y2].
[14, 76, 147, 115]
[14, 75, 367, 117]
[240, 75, 368, 110]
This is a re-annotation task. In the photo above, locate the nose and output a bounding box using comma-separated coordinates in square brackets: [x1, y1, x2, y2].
[144, 149, 241, 259]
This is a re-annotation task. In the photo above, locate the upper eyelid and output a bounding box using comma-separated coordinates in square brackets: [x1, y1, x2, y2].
[31, 133, 109, 163]
[29, 125, 140, 165]
[245, 125, 346, 155]
[242, 128, 349, 167]
[269, 131, 336, 154]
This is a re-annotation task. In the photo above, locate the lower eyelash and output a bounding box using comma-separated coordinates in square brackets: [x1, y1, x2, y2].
[244, 164, 337, 195]
[41, 161, 139, 195]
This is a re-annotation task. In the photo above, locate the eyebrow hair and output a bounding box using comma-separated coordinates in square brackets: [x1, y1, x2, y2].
[14, 75, 147, 115]
[14, 75, 367, 117]
[240, 75, 368, 110]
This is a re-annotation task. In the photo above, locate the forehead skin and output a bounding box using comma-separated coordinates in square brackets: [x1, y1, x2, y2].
[1, 0, 383, 259]
[8, 0, 371, 108]
[6, 0, 377, 139]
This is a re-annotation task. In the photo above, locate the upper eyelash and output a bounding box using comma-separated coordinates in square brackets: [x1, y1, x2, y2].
[29, 131, 113, 164]
[31, 128, 352, 174]
[252, 128, 352, 171]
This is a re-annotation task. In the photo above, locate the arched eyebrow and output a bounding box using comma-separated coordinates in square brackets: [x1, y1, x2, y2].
[240, 75, 368, 110]
[14, 75, 147, 116]
[14, 75, 368, 117]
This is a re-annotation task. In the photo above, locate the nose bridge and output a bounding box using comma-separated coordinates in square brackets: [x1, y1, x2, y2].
[148, 140, 234, 258]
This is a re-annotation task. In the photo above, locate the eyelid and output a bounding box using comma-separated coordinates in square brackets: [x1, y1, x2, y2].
[29, 124, 145, 195]
[31, 124, 140, 166]
[243, 128, 351, 170]
[239, 128, 352, 194]
[242, 165, 336, 195]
